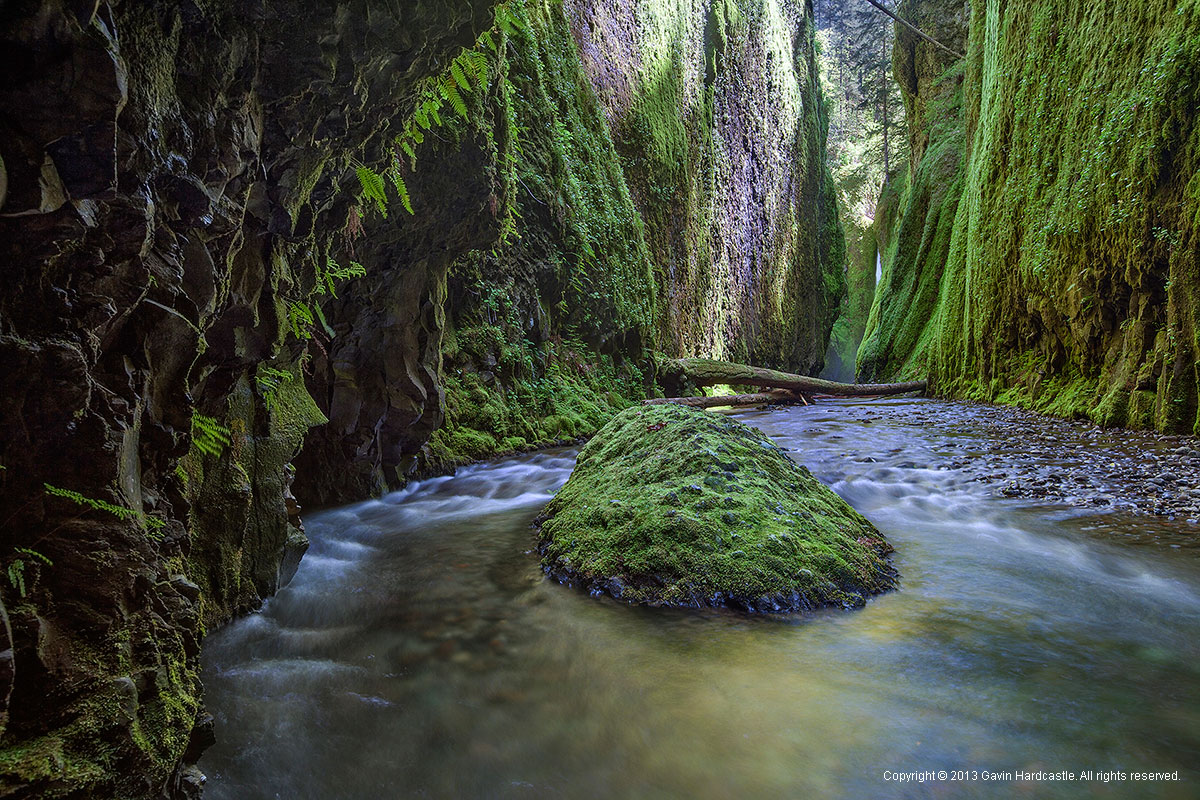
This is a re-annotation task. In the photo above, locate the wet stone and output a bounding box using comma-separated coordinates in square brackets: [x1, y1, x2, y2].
[535, 404, 896, 612]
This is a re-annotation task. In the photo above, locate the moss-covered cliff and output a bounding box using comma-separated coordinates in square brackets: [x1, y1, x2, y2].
[425, 0, 844, 471]
[0, 0, 842, 796]
[857, 0, 968, 382]
[0, 1, 496, 796]
[862, 0, 1200, 434]
[572, 0, 844, 370]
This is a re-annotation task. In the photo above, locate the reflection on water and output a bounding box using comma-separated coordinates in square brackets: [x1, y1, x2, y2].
[201, 400, 1200, 799]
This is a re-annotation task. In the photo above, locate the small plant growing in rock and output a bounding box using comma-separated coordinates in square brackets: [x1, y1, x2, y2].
[190, 412, 231, 458]
[257, 366, 296, 412]
[6, 547, 51, 598]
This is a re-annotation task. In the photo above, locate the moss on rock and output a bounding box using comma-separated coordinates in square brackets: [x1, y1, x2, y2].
[536, 405, 896, 613]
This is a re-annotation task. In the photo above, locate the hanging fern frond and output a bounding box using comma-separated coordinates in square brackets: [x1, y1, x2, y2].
[15, 547, 51, 566]
[288, 301, 315, 340]
[322, 257, 368, 297]
[313, 302, 337, 339]
[356, 165, 389, 218]
[7, 561, 25, 597]
[414, 105, 432, 130]
[43, 483, 165, 537]
[390, 169, 414, 215]
[464, 50, 490, 90]
[450, 61, 470, 91]
[439, 77, 468, 119]
[191, 412, 231, 457]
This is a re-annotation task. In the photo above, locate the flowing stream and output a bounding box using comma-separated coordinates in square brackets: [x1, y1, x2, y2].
[200, 399, 1200, 798]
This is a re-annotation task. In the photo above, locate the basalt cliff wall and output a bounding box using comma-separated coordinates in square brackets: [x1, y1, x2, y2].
[0, 0, 840, 796]
[861, 0, 1200, 434]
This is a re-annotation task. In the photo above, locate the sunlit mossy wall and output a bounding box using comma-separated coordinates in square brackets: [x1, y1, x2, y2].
[862, 0, 1200, 433]
[570, 0, 843, 369]
[434, 0, 843, 468]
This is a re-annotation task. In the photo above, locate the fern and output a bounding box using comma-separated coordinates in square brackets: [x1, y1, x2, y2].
[6, 546, 52, 597]
[464, 50, 490, 89]
[439, 77, 468, 119]
[288, 301, 315, 339]
[44, 483, 139, 521]
[191, 412, 231, 457]
[356, 166, 389, 218]
[450, 61, 470, 91]
[7, 560, 25, 597]
[43, 483, 165, 537]
[15, 547, 51, 566]
[313, 302, 336, 339]
[256, 366, 295, 411]
[323, 257, 366, 286]
[496, 3, 527, 36]
[414, 105, 432, 131]
[350, 1, 514, 220]
[388, 164, 414, 215]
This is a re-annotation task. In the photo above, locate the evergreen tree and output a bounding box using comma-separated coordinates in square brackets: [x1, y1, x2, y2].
[815, 0, 908, 219]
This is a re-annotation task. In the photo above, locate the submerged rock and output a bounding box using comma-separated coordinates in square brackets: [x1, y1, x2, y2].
[536, 405, 896, 612]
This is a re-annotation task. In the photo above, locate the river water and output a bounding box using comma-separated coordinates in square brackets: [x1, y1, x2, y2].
[200, 399, 1200, 799]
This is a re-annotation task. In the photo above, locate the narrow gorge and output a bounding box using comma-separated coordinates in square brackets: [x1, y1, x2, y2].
[0, 0, 1196, 798]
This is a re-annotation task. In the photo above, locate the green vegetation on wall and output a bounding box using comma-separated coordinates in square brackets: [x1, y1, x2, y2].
[432, 0, 844, 469]
[430, 0, 657, 470]
[571, 0, 844, 371]
[863, 0, 1200, 433]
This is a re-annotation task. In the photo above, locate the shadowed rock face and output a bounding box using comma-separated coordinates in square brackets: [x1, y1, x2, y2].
[0, 1, 495, 795]
[0, 0, 844, 794]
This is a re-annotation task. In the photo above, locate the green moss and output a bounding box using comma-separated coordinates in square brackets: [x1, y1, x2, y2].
[426, 349, 647, 473]
[267, 366, 328, 443]
[858, 60, 967, 382]
[863, 0, 1200, 434]
[536, 404, 896, 612]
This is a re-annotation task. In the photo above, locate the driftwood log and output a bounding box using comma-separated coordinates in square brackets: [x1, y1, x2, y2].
[649, 357, 926, 407]
[644, 390, 808, 409]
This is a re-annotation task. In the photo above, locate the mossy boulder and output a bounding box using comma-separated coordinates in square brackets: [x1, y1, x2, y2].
[536, 405, 896, 612]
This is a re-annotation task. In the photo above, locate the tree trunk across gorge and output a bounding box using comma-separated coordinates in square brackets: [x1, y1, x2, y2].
[651, 357, 926, 407]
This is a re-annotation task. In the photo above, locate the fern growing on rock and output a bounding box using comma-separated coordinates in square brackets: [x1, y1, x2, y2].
[43, 483, 166, 538]
[354, 1, 522, 219]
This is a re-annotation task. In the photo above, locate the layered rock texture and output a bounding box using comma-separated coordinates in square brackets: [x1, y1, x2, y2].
[0, 1, 496, 796]
[429, 0, 845, 468]
[536, 404, 895, 611]
[860, 0, 1200, 433]
[0, 0, 842, 796]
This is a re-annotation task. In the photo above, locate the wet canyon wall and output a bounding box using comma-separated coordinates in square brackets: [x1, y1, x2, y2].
[0, 0, 840, 796]
[424, 0, 844, 470]
[860, 0, 1200, 434]
[0, 1, 498, 796]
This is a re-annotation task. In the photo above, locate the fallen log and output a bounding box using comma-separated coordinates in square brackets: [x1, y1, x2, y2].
[645, 390, 809, 409]
[664, 357, 926, 397]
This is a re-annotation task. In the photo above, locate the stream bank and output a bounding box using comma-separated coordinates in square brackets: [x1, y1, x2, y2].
[200, 398, 1200, 799]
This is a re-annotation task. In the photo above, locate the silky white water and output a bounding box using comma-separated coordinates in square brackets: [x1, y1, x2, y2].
[200, 400, 1199, 798]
